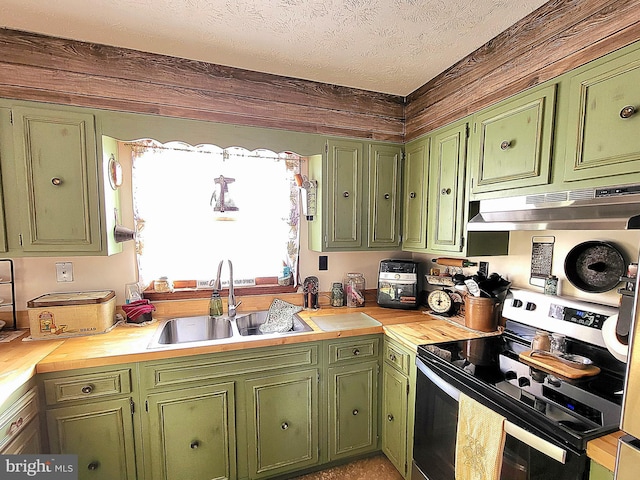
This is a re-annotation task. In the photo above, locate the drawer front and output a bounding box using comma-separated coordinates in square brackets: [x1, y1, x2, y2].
[143, 344, 318, 390]
[43, 369, 131, 406]
[328, 337, 379, 365]
[383, 342, 410, 375]
[0, 387, 38, 451]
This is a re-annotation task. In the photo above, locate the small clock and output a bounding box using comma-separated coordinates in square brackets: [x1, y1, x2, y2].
[427, 289, 454, 315]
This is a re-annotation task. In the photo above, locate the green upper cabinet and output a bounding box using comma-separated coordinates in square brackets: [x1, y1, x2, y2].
[368, 143, 402, 249]
[1, 103, 122, 256]
[308, 138, 402, 252]
[469, 84, 556, 197]
[11, 106, 101, 252]
[563, 47, 640, 184]
[401, 137, 429, 251]
[427, 121, 467, 253]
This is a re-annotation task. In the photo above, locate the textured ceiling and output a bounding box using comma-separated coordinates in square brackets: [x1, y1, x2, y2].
[0, 0, 549, 96]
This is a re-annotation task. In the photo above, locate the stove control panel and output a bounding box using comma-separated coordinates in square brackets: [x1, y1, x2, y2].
[549, 304, 608, 329]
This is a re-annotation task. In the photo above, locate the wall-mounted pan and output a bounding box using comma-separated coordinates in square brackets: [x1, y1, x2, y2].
[564, 241, 625, 293]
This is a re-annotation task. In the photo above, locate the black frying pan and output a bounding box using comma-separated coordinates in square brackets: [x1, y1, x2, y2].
[564, 241, 626, 293]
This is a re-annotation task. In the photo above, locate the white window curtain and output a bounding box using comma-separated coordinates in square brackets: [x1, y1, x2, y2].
[130, 140, 301, 288]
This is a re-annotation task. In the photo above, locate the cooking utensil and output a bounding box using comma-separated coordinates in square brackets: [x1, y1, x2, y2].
[530, 350, 594, 369]
[564, 240, 625, 292]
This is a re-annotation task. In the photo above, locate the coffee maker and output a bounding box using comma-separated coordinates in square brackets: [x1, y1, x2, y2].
[377, 259, 421, 309]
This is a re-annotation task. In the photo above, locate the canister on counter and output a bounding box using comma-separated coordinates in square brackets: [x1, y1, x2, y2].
[330, 282, 344, 307]
[344, 272, 365, 307]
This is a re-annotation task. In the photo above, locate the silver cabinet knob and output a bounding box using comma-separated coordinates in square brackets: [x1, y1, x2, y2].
[387, 414, 394, 422]
[352, 409, 359, 416]
[353, 348, 360, 356]
[441, 188, 451, 195]
[409, 192, 416, 199]
[620, 105, 636, 118]
[343, 191, 350, 198]
[51, 177, 63, 186]
[87, 461, 99, 471]
[384, 193, 390, 199]
[500, 141, 511, 150]
[190, 440, 200, 449]
[281, 422, 289, 430]
[81, 385, 94, 394]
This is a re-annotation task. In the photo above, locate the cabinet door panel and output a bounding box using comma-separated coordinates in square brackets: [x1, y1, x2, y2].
[327, 140, 363, 249]
[46, 398, 137, 480]
[328, 361, 378, 460]
[146, 383, 236, 480]
[471, 85, 555, 194]
[428, 123, 467, 253]
[564, 53, 640, 182]
[368, 144, 402, 248]
[245, 370, 319, 479]
[402, 138, 429, 250]
[12, 107, 100, 252]
[382, 366, 408, 477]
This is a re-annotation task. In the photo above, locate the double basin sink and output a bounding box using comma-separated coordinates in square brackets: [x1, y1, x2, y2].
[148, 310, 313, 348]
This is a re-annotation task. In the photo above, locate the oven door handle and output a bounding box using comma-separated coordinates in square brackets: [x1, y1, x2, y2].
[416, 358, 568, 465]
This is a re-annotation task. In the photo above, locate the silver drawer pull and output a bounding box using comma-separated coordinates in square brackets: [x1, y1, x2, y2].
[343, 191, 350, 198]
[51, 177, 63, 186]
[409, 192, 416, 199]
[81, 385, 94, 394]
[190, 440, 200, 449]
[281, 422, 289, 430]
[87, 461, 100, 471]
[384, 193, 390, 199]
[387, 414, 394, 422]
[353, 348, 360, 356]
[352, 409, 359, 416]
[389, 353, 397, 362]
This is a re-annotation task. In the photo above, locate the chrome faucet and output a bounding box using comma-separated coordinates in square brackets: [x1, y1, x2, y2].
[226, 260, 241, 317]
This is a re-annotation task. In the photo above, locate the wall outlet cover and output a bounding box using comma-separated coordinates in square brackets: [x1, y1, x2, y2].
[319, 256, 328, 271]
[55, 262, 74, 282]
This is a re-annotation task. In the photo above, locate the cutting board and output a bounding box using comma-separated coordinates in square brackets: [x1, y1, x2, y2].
[519, 350, 600, 379]
[311, 312, 381, 331]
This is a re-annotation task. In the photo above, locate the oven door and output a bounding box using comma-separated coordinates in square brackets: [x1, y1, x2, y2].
[413, 357, 589, 480]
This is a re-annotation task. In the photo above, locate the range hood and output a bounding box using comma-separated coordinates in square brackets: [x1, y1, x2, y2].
[467, 184, 640, 231]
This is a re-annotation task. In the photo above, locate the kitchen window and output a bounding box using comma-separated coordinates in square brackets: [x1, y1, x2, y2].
[130, 140, 301, 295]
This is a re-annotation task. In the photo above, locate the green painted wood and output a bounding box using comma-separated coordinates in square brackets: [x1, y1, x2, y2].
[146, 383, 236, 480]
[0, 108, 11, 252]
[564, 48, 640, 183]
[12, 106, 101, 252]
[368, 143, 402, 249]
[327, 139, 363, 249]
[328, 361, 378, 460]
[1, 419, 41, 454]
[427, 122, 467, 253]
[381, 364, 408, 477]
[245, 369, 319, 479]
[470, 84, 556, 194]
[100, 136, 123, 256]
[589, 460, 614, 480]
[401, 137, 429, 251]
[46, 398, 137, 480]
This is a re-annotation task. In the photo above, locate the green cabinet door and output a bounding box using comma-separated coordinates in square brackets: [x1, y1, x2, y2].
[12, 106, 101, 252]
[427, 122, 467, 253]
[381, 365, 408, 477]
[589, 461, 614, 480]
[368, 143, 402, 248]
[402, 137, 429, 251]
[245, 369, 319, 479]
[326, 139, 363, 249]
[328, 361, 379, 460]
[563, 49, 640, 183]
[145, 383, 236, 480]
[46, 398, 137, 480]
[0, 108, 11, 252]
[470, 84, 556, 195]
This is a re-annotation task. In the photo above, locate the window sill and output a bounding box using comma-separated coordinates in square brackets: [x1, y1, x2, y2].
[143, 284, 298, 302]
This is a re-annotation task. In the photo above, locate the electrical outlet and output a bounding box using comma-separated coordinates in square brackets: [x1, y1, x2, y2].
[319, 256, 328, 271]
[55, 262, 74, 282]
[479, 261, 489, 277]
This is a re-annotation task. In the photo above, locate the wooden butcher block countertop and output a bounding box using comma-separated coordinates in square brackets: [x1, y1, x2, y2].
[0, 297, 622, 468]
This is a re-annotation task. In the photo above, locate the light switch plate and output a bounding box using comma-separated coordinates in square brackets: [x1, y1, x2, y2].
[55, 262, 74, 282]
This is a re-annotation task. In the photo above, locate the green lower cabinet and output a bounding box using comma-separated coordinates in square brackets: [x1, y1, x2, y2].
[145, 383, 236, 480]
[46, 398, 137, 480]
[589, 460, 614, 480]
[381, 365, 408, 476]
[328, 361, 379, 460]
[245, 369, 320, 479]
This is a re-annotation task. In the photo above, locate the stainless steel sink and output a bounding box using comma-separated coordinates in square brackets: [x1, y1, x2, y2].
[147, 310, 313, 348]
[235, 310, 313, 336]
[150, 316, 233, 346]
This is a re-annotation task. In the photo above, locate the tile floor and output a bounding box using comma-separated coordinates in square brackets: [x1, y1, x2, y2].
[291, 454, 404, 480]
